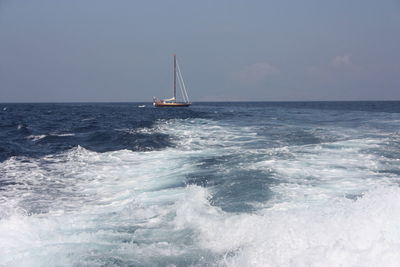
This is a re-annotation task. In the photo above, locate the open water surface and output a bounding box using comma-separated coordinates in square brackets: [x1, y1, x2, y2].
[1, 101, 400, 266]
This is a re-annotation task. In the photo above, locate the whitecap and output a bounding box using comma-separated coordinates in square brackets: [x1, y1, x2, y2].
[172, 185, 400, 267]
[26, 135, 47, 141]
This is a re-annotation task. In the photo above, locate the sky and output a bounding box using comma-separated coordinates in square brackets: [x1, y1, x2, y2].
[0, 0, 399, 102]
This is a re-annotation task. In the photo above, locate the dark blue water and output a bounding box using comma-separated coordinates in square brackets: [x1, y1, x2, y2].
[1, 102, 400, 266]
[2, 101, 399, 159]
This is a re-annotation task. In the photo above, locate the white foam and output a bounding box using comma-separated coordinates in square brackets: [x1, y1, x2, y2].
[172, 185, 400, 267]
[2, 116, 400, 265]
[0, 145, 198, 265]
[81, 117, 95, 121]
[52, 133, 75, 137]
[247, 136, 399, 209]
[159, 118, 400, 266]
[157, 118, 262, 151]
[26, 134, 47, 141]
[26, 133, 75, 141]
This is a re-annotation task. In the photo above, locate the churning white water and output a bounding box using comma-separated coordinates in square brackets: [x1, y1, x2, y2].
[1, 103, 400, 266]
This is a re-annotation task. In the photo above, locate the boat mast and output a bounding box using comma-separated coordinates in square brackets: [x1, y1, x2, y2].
[173, 54, 177, 101]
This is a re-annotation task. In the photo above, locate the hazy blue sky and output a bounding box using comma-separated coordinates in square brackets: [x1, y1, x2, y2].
[1, 0, 399, 102]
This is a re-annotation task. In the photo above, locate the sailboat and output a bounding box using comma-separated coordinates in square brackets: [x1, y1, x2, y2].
[153, 54, 192, 107]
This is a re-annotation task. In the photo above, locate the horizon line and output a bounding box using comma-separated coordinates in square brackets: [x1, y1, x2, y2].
[1, 100, 400, 104]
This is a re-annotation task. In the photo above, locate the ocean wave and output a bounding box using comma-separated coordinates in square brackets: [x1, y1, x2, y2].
[172, 185, 400, 267]
[0, 144, 199, 265]
[1, 102, 400, 265]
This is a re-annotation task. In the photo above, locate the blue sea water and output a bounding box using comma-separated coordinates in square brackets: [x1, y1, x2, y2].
[1, 101, 400, 266]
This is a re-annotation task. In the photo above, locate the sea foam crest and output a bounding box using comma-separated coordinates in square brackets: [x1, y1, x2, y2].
[0, 145, 195, 266]
[172, 185, 400, 267]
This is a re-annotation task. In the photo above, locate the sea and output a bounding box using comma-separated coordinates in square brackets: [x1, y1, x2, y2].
[1, 101, 400, 266]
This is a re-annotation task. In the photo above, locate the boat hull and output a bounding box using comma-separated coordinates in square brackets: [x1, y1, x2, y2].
[153, 102, 191, 107]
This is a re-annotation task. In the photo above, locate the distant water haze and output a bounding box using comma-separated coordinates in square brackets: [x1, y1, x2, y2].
[1, 0, 400, 102]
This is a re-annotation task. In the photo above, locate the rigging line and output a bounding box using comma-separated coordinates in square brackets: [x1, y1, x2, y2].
[176, 63, 187, 102]
[176, 61, 190, 102]
[176, 61, 184, 101]
[178, 69, 188, 102]
[177, 73, 187, 102]
[178, 69, 189, 102]
[176, 63, 186, 102]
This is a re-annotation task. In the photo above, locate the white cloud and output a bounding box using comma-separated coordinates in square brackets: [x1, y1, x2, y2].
[332, 55, 360, 71]
[332, 55, 351, 66]
[236, 62, 280, 84]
